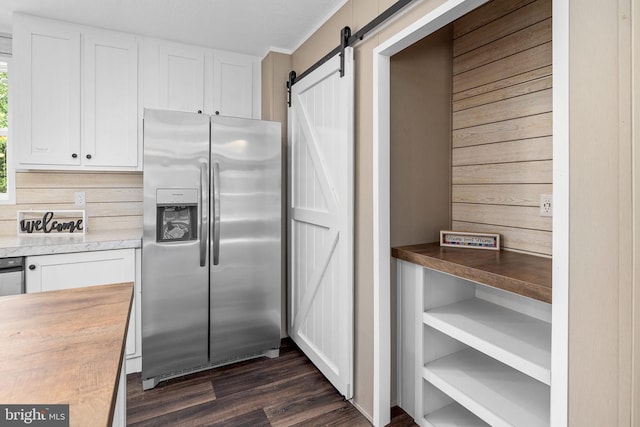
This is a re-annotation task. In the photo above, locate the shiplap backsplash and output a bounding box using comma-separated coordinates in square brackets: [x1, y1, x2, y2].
[451, 0, 552, 256]
[0, 171, 142, 236]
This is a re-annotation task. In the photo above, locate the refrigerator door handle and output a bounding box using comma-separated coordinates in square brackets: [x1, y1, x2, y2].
[212, 161, 221, 265]
[199, 163, 208, 267]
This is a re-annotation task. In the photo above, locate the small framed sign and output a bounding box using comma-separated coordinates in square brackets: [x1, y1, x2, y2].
[440, 230, 500, 251]
[17, 210, 86, 236]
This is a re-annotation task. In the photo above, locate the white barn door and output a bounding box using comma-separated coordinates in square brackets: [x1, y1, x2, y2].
[288, 48, 354, 398]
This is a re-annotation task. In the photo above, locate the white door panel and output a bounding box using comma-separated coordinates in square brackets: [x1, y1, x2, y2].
[288, 47, 354, 398]
[212, 52, 255, 118]
[25, 249, 136, 357]
[83, 33, 138, 167]
[13, 17, 81, 166]
[158, 43, 204, 113]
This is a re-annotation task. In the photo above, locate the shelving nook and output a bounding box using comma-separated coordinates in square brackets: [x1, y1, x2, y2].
[397, 259, 552, 427]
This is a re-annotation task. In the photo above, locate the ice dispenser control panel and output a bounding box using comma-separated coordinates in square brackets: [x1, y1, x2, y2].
[156, 188, 198, 243]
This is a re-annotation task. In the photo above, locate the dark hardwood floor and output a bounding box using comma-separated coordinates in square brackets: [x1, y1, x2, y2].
[127, 339, 417, 426]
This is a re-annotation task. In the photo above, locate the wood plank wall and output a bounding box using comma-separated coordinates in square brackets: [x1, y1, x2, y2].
[451, 0, 552, 256]
[0, 171, 142, 236]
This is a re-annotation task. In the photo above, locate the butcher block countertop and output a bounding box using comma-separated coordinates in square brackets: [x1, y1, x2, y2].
[392, 242, 552, 303]
[0, 282, 134, 426]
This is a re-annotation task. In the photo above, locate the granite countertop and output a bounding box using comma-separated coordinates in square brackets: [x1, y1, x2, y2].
[0, 282, 133, 427]
[392, 242, 552, 303]
[0, 229, 142, 257]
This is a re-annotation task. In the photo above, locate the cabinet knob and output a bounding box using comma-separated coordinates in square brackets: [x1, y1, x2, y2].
[72, 153, 78, 158]
[28, 264, 36, 270]
[86, 154, 92, 159]
[197, 110, 202, 114]
[215, 111, 220, 116]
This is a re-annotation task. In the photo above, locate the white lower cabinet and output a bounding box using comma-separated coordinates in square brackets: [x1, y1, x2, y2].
[26, 248, 134, 292]
[112, 364, 126, 427]
[128, 248, 142, 373]
[25, 248, 141, 426]
[397, 260, 552, 427]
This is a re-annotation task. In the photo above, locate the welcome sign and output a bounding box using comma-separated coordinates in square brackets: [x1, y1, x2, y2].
[440, 230, 500, 251]
[17, 210, 86, 236]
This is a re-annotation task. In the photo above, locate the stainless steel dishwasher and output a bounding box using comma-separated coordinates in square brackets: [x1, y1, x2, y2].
[0, 257, 24, 296]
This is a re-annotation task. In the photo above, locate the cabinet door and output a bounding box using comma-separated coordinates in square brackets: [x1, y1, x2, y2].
[26, 249, 136, 355]
[212, 52, 257, 119]
[112, 364, 126, 427]
[83, 33, 138, 168]
[13, 16, 81, 166]
[158, 43, 204, 113]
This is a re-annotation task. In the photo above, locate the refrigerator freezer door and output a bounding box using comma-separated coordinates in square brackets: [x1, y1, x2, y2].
[210, 116, 281, 363]
[142, 109, 210, 383]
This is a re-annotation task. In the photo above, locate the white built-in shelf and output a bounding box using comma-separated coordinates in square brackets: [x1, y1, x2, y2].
[423, 297, 551, 385]
[424, 402, 489, 427]
[423, 348, 550, 427]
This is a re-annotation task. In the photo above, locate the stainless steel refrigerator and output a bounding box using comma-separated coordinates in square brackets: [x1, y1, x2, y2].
[142, 108, 281, 390]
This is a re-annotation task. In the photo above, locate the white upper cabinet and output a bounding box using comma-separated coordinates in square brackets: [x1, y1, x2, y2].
[12, 14, 261, 171]
[13, 14, 140, 170]
[151, 40, 260, 119]
[13, 16, 82, 167]
[83, 32, 138, 167]
[208, 52, 258, 119]
[158, 43, 205, 113]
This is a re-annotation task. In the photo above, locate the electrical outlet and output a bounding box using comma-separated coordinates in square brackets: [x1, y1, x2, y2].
[74, 191, 86, 206]
[540, 194, 552, 217]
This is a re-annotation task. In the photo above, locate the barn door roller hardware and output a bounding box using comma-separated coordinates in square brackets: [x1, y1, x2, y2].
[339, 26, 351, 78]
[287, 71, 297, 108]
[287, 0, 414, 107]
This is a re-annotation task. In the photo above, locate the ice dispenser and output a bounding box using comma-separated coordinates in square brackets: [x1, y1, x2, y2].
[156, 188, 198, 242]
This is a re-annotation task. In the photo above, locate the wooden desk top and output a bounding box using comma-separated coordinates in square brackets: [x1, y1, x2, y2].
[0, 282, 133, 427]
[392, 242, 552, 303]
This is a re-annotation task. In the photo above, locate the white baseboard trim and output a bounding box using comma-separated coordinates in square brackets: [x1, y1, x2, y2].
[350, 399, 374, 424]
[126, 356, 141, 374]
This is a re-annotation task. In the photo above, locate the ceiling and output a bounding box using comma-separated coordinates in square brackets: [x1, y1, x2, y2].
[0, 0, 348, 57]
